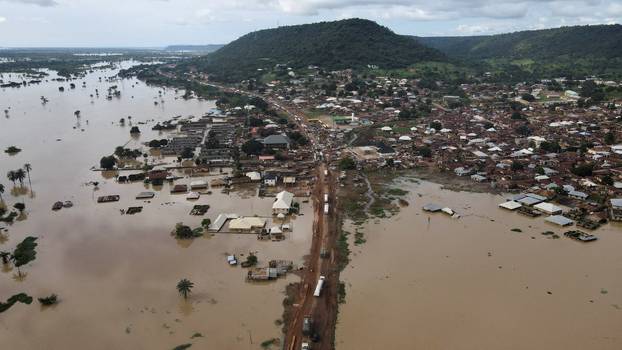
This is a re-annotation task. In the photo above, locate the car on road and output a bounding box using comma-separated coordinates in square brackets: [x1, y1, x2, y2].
[302, 342, 311, 350]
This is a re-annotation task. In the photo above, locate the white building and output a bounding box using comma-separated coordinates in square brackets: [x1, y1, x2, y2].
[272, 191, 294, 215]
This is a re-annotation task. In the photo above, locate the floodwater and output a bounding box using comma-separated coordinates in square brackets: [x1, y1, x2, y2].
[0, 64, 312, 349]
[337, 179, 622, 350]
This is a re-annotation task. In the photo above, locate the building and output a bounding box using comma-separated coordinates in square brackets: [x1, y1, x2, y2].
[264, 174, 278, 187]
[273, 191, 294, 215]
[229, 217, 267, 232]
[262, 134, 291, 149]
[534, 202, 563, 215]
[610, 198, 622, 221]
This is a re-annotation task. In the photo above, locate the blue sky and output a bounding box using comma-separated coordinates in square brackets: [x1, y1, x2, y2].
[0, 0, 621, 47]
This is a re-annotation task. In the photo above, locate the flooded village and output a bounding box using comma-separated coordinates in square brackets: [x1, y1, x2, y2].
[2, 50, 622, 350]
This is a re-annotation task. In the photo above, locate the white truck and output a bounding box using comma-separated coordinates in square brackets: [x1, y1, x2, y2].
[324, 193, 329, 203]
[324, 203, 329, 215]
[313, 276, 326, 297]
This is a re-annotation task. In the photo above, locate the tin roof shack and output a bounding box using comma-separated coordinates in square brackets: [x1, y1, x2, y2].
[609, 198, 622, 221]
[533, 202, 563, 215]
[546, 215, 574, 227]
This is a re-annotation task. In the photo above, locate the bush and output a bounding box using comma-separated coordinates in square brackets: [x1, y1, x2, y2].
[339, 157, 356, 170]
[38, 294, 58, 306]
[100, 155, 116, 170]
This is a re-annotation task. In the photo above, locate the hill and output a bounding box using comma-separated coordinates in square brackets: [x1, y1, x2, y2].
[417, 24, 622, 60]
[415, 25, 622, 79]
[190, 18, 445, 82]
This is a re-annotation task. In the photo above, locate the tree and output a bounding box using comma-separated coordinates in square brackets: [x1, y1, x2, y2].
[12, 236, 38, 277]
[100, 156, 116, 170]
[511, 112, 524, 120]
[339, 157, 356, 170]
[515, 124, 532, 136]
[605, 131, 616, 145]
[7, 171, 17, 186]
[417, 146, 432, 158]
[180, 147, 194, 159]
[521, 93, 536, 102]
[241, 140, 264, 156]
[23, 164, 32, 189]
[511, 161, 524, 171]
[0, 293, 33, 313]
[430, 121, 442, 131]
[0, 183, 4, 202]
[201, 219, 211, 228]
[177, 279, 194, 299]
[14, 169, 25, 186]
[13, 203, 25, 213]
[130, 126, 141, 134]
[571, 163, 594, 177]
[38, 294, 58, 306]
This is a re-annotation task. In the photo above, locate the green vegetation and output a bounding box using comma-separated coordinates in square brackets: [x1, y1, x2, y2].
[174, 223, 203, 239]
[243, 253, 258, 267]
[4, 146, 22, 154]
[176, 279, 194, 300]
[38, 294, 59, 306]
[241, 140, 264, 156]
[172, 344, 193, 350]
[100, 155, 117, 170]
[0, 293, 33, 313]
[417, 24, 622, 80]
[12, 236, 38, 277]
[260, 338, 279, 349]
[339, 157, 356, 170]
[337, 281, 347, 304]
[186, 18, 445, 82]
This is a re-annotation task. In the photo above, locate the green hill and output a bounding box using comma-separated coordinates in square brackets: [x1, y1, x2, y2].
[417, 24, 622, 59]
[190, 18, 445, 82]
[416, 25, 622, 79]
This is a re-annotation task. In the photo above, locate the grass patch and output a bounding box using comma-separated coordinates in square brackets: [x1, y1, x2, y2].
[337, 282, 346, 304]
[260, 338, 279, 349]
[337, 229, 351, 271]
[354, 230, 366, 245]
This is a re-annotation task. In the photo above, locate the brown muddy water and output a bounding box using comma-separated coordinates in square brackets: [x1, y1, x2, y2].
[337, 179, 622, 350]
[0, 64, 312, 349]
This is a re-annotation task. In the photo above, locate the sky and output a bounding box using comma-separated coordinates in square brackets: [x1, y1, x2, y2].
[0, 0, 621, 47]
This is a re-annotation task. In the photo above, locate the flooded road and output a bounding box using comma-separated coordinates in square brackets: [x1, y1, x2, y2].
[337, 179, 622, 350]
[0, 64, 312, 349]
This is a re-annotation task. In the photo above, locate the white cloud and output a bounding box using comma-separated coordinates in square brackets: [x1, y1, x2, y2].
[0, 16, 6, 23]
[2, 0, 57, 6]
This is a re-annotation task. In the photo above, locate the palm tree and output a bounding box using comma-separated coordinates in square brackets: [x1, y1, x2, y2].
[176, 279, 194, 300]
[0, 183, 4, 202]
[23, 164, 32, 189]
[15, 169, 25, 186]
[7, 171, 17, 186]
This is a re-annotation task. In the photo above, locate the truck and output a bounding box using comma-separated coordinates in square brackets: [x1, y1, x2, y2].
[302, 316, 313, 336]
[313, 276, 326, 297]
[324, 203, 329, 215]
[302, 342, 311, 350]
[324, 194, 329, 203]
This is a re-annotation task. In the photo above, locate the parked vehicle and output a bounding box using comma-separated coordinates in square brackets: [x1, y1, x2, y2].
[313, 276, 325, 297]
[302, 316, 313, 336]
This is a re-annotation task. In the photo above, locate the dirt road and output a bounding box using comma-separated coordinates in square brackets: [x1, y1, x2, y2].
[284, 162, 340, 350]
